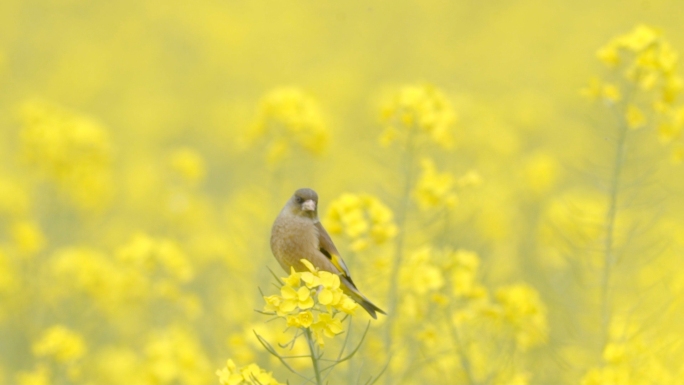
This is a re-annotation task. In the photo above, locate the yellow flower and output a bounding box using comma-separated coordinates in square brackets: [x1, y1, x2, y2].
[324, 193, 397, 251]
[116, 233, 194, 283]
[287, 311, 314, 328]
[11, 221, 46, 255]
[283, 268, 303, 287]
[400, 247, 445, 295]
[603, 342, 628, 364]
[263, 295, 282, 313]
[317, 272, 343, 305]
[20, 100, 113, 210]
[310, 313, 344, 346]
[495, 284, 548, 349]
[144, 326, 212, 385]
[247, 87, 328, 165]
[414, 158, 459, 210]
[262, 263, 355, 346]
[279, 285, 313, 312]
[626, 104, 646, 129]
[601, 84, 621, 103]
[380, 84, 456, 148]
[16, 365, 50, 385]
[597, 45, 620, 67]
[618, 24, 659, 52]
[216, 359, 284, 385]
[597, 25, 682, 109]
[446, 249, 485, 298]
[522, 152, 559, 194]
[32, 325, 87, 363]
[581, 366, 630, 385]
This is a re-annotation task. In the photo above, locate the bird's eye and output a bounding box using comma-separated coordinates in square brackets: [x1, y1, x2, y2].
[296, 197, 303, 204]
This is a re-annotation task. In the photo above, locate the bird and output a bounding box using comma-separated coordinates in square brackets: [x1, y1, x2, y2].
[270, 188, 386, 319]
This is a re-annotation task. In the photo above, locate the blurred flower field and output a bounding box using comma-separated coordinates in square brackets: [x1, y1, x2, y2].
[1, 1, 684, 384]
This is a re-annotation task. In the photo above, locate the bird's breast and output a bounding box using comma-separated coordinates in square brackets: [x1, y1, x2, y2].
[270, 216, 319, 271]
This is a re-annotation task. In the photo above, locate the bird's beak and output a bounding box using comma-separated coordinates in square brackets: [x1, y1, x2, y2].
[302, 199, 316, 211]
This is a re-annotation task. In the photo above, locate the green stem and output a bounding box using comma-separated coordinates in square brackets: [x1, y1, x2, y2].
[305, 328, 323, 385]
[384, 129, 417, 347]
[382, 129, 418, 385]
[446, 310, 476, 385]
[600, 114, 629, 348]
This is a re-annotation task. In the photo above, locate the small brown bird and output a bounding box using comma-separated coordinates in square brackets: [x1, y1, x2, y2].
[271, 188, 386, 319]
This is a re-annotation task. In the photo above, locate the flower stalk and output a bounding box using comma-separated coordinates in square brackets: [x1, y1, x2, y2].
[600, 111, 629, 348]
[304, 328, 323, 385]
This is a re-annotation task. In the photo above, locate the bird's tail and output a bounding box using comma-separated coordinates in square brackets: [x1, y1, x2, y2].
[340, 277, 386, 319]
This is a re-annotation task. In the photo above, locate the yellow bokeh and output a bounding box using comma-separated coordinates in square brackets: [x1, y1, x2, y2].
[1, 2, 683, 384]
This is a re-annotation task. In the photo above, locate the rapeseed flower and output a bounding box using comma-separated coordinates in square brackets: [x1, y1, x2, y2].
[216, 359, 283, 385]
[380, 84, 456, 148]
[413, 158, 458, 210]
[495, 284, 548, 349]
[323, 193, 397, 251]
[247, 87, 328, 165]
[19, 101, 113, 210]
[399, 247, 445, 296]
[10, 221, 45, 255]
[589, 25, 684, 161]
[32, 325, 86, 363]
[116, 233, 194, 283]
[445, 249, 486, 299]
[144, 326, 213, 385]
[263, 260, 357, 347]
[16, 365, 50, 385]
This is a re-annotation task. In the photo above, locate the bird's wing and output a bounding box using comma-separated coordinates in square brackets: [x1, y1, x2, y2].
[315, 221, 356, 286]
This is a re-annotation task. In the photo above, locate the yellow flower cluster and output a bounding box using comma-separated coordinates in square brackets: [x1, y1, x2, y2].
[216, 359, 283, 385]
[143, 326, 213, 385]
[380, 84, 457, 148]
[117, 233, 194, 283]
[49, 235, 200, 318]
[10, 221, 45, 256]
[323, 193, 397, 251]
[50, 247, 143, 313]
[414, 159, 458, 209]
[19, 101, 113, 209]
[494, 284, 548, 349]
[398, 248, 547, 383]
[16, 365, 50, 385]
[446, 249, 487, 299]
[413, 158, 482, 210]
[400, 248, 489, 318]
[263, 260, 357, 346]
[4, 8, 684, 384]
[247, 87, 329, 165]
[400, 247, 445, 296]
[581, 318, 673, 385]
[32, 325, 86, 363]
[585, 25, 684, 160]
[597, 25, 680, 100]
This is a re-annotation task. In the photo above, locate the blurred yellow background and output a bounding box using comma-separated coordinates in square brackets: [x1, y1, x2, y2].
[1, 1, 683, 384]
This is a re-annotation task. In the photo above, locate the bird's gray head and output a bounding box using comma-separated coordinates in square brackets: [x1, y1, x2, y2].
[288, 188, 319, 218]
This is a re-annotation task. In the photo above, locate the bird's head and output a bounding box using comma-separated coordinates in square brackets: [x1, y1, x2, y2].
[288, 188, 319, 218]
